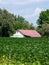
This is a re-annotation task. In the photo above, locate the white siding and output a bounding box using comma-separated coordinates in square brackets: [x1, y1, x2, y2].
[10, 31, 24, 38]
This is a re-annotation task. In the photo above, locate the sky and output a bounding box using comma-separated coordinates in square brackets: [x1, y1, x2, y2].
[0, 0, 49, 26]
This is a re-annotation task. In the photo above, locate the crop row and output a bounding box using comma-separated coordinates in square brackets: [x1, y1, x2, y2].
[0, 38, 49, 65]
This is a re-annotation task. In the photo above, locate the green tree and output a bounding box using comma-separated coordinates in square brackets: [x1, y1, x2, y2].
[42, 23, 49, 36]
[37, 9, 49, 26]
[13, 15, 34, 30]
[0, 9, 34, 37]
[0, 9, 15, 37]
[37, 9, 49, 37]
[2, 21, 15, 37]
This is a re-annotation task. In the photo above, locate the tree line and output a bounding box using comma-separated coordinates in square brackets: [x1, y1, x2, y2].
[0, 8, 49, 37]
[37, 9, 49, 37]
[0, 9, 34, 37]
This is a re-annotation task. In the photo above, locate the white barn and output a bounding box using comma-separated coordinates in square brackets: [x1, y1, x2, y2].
[10, 31, 24, 38]
[10, 30, 41, 38]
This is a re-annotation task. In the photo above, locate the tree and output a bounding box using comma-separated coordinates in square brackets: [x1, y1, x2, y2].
[37, 9, 49, 37]
[37, 9, 49, 26]
[0, 9, 34, 37]
[42, 23, 49, 36]
[13, 15, 34, 30]
[0, 9, 15, 37]
[2, 21, 15, 37]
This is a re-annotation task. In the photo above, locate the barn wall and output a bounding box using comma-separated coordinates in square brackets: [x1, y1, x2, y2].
[10, 31, 24, 38]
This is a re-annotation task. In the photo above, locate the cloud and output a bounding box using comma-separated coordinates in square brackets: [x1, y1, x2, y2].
[33, 8, 43, 17]
[22, 7, 43, 26]
[22, 8, 43, 19]
[0, 0, 47, 5]
[0, 0, 48, 27]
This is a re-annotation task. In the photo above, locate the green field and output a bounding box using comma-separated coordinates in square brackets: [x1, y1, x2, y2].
[0, 38, 49, 65]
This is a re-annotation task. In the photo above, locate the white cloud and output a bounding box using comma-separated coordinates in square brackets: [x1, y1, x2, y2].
[0, 0, 48, 26]
[33, 8, 42, 17]
[22, 8, 43, 18]
[0, 0, 46, 5]
[14, 0, 45, 5]
[21, 7, 43, 26]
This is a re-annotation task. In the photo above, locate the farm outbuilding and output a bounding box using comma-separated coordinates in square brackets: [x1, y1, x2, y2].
[11, 30, 41, 38]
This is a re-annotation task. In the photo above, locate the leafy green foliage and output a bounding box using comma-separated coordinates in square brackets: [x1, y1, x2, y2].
[42, 23, 49, 36]
[37, 9, 49, 25]
[0, 38, 49, 65]
[37, 9, 49, 37]
[0, 9, 15, 37]
[0, 9, 34, 37]
[13, 15, 34, 30]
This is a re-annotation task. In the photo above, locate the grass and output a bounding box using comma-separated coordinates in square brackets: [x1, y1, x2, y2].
[0, 37, 49, 65]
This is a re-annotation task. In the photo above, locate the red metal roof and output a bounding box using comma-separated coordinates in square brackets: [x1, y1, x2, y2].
[19, 30, 41, 37]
